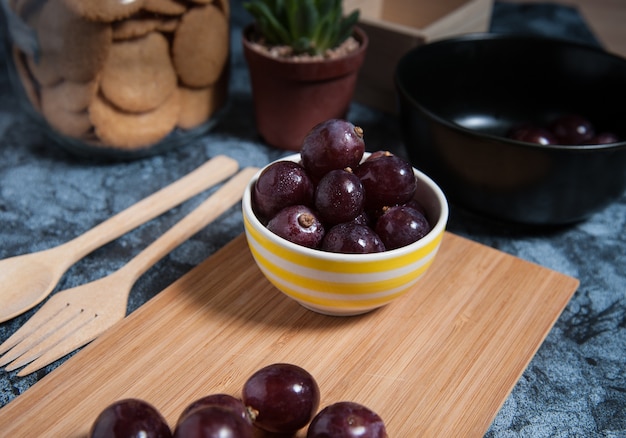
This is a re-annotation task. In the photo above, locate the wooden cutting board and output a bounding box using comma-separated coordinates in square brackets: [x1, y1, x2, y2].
[0, 232, 579, 437]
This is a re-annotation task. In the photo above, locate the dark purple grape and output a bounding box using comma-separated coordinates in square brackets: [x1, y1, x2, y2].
[375, 205, 431, 250]
[89, 399, 172, 438]
[321, 223, 385, 254]
[403, 198, 427, 217]
[507, 124, 557, 145]
[314, 169, 365, 225]
[173, 405, 253, 438]
[364, 150, 388, 161]
[253, 160, 314, 222]
[306, 401, 388, 438]
[267, 205, 325, 248]
[585, 131, 620, 145]
[176, 394, 250, 428]
[352, 211, 371, 227]
[354, 151, 416, 211]
[549, 114, 595, 145]
[300, 119, 365, 181]
[242, 363, 320, 434]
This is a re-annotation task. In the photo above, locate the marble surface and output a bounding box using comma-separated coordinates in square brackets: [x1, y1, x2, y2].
[1, 2, 625, 436]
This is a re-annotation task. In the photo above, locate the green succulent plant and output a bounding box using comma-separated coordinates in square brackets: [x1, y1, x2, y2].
[243, 0, 360, 56]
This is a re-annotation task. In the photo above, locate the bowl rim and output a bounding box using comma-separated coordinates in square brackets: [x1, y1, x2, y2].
[394, 32, 626, 152]
[243, 153, 449, 262]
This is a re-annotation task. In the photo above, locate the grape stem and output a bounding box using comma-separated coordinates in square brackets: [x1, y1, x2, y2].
[298, 213, 315, 228]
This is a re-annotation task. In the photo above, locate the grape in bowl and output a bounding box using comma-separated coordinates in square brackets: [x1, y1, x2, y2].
[242, 153, 449, 316]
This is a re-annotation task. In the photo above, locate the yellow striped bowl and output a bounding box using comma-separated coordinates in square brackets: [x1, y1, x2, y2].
[242, 153, 449, 316]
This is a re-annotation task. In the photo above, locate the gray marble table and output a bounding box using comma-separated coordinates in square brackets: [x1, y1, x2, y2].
[1, 2, 625, 436]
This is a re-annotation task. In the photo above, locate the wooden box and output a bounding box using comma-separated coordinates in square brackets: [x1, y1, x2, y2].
[345, 0, 494, 112]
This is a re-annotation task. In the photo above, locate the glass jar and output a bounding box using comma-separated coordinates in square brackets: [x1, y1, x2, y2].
[1, 0, 230, 159]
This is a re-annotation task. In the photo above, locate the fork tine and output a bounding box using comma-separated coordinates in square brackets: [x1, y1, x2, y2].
[13, 313, 114, 376]
[3, 308, 95, 372]
[2, 278, 125, 375]
[2, 168, 258, 377]
[0, 295, 73, 356]
[0, 312, 76, 371]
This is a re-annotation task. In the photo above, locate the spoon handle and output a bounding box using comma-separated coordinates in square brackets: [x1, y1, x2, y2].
[58, 155, 239, 262]
[117, 167, 258, 284]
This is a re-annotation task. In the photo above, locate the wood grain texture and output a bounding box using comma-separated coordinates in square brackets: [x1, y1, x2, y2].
[0, 232, 579, 437]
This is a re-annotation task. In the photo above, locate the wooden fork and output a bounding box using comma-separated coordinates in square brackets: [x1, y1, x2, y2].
[0, 155, 238, 323]
[0, 167, 258, 377]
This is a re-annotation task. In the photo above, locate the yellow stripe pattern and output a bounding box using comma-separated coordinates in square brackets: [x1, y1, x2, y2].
[243, 216, 444, 314]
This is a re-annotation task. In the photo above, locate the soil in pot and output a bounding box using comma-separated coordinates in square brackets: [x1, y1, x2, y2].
[242, 25, 369, 151]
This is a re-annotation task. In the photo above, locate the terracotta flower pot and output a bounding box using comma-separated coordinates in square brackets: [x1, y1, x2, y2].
[242, 25, 369, 151]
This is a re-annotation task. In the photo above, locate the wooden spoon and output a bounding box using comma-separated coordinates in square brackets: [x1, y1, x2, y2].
[0, 155, 238, 323]
[0, 167, 259, 376]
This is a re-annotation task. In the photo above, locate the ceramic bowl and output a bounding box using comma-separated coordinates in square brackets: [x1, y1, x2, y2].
[242, 153, 449, 316]
[395, 33, 626, 225]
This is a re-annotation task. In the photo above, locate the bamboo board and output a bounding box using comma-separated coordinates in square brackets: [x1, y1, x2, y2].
[0, 232, 579, 437]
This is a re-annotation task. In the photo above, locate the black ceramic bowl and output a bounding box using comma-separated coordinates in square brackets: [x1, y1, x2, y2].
[395, 33, 626, 225]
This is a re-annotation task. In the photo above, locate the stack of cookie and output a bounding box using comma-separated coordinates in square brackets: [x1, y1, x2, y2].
[7, 0, 230, 153]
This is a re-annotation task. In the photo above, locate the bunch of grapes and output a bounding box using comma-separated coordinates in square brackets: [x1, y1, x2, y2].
[88, 363, 388, 438]
[253, 119, 431, 254]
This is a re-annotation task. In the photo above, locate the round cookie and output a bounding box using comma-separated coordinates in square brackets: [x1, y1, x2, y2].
[41, 78, 99, 112]
[61, 0, 145, 22]
[156, 17, 179, 33]
[172, 4, 229, 88]
[112, 15, 162, 40]
[89, 90, 181, 149]
[41, 91, 92, 138]
[38, 0, 112, 83]
[143, 0, 186, 16]
[214, 0, 229, 16]
[185, 0, 229, 16]
[100, 32, 177, 113]
[177, 82, 226, 130]
[26, 53, 63, 87]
